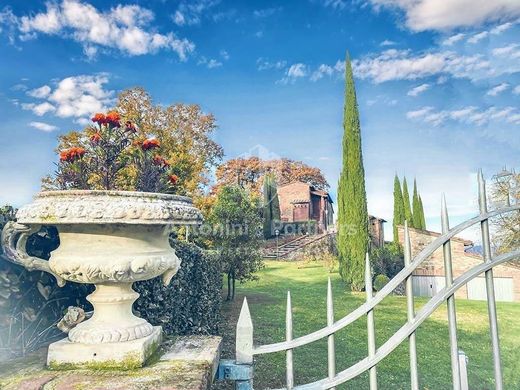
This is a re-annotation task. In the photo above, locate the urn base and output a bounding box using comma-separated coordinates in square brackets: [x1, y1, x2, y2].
[47, 326, 162, 370]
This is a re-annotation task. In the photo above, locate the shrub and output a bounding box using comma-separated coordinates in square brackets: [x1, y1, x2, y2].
[134, 239, 221, 335]
[374, 274, 390, 291]
[370, 242, 404, 280]
[299, 234, 338, 272]
[0, 213, 92, 358]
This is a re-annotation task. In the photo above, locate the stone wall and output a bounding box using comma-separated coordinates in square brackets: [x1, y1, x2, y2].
[397, 225, 520, 301]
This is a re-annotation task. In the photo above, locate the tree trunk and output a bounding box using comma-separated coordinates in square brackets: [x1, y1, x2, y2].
[227, 272, 232, 301]
[232, 272, 236, 300]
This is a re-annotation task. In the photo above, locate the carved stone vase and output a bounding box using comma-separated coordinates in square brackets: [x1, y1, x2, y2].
[1, 190, 202, 369]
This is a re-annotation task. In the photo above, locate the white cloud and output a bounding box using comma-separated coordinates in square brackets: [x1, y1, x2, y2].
[319, 0, 348, 10]
[309, 60, 345, 81]
[198, 56, 223, 69]
[287, 63, 307, 78]
[352, 49, 491, 83]
[407, 83, 430, 96]
[171, 0, 220, 26]
[380, 39, 396, 46]
[33, 102, 56, 116]
[11, 83, 28, 91]
[253, 7, 282, 18]
[27, 85, 51, 98]
[368, 0, 520, 31]
[442, 33, 465, 45]
[207, 59, 222, 68]
[10, 0, 194, 60]
[407, 105, 520, 127]
[29, 121, 58, 132]
[220, 49, 229, 60]
[310, 64, 334, 82]
[513, 85, 520, 95]
[490, 22, 514, 34]
[22, 74, 114, 122]
[256, 58, 287, 71]
[467, 31, 488, 44]
[406, 106, 434, 119]
[278, 63, 309, 85]
[492, 43, 520, 57]
[486, 83, 509, 96]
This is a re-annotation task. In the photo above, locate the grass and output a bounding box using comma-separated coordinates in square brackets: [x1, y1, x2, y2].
[216, 260, 520, 390]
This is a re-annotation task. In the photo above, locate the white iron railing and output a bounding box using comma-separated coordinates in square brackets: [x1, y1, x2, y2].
[224, 171, 519, 390]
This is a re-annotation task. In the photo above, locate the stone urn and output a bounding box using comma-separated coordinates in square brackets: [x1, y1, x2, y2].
[1, 190, 202, 369]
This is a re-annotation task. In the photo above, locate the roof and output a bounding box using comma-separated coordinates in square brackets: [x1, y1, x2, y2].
[369, 215, 387, 222]
[398, 224, 473, 245]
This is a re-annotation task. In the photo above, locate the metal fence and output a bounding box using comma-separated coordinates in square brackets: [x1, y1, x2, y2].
[218, 171, 520, 389]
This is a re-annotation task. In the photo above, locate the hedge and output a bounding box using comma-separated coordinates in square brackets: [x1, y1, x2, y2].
[135, 238, 221, 335]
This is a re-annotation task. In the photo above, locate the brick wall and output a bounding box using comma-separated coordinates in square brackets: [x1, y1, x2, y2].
[397, 225, 520, 301]
[278, 182, 311, 222]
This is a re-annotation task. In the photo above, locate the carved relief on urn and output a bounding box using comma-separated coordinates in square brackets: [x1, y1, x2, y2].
[1, 190, 203, 369]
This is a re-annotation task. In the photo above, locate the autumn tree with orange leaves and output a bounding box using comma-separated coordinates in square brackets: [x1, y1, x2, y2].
[215, 157, 329, 195]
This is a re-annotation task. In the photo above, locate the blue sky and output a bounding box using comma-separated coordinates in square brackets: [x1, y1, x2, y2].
[0, 0, 519, 241]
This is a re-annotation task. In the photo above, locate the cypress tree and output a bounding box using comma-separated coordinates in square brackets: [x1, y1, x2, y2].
[337, 54, 369, 291]
[262, 174, 281, 238]
[418, 195, 426, 229]
[393, 174, 405, 243]
[402, 177, 413, 227]
[412, 178, 422, 229]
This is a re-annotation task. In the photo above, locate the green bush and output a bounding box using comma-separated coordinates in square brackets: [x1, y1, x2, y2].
[370, 242, 404, 280]
[374, 274, 390, 291]
[134, 239, 221, 335]
[0, 220, 93, 358]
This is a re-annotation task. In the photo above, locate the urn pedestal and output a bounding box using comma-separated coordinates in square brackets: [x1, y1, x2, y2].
[1, 190, 203, 369]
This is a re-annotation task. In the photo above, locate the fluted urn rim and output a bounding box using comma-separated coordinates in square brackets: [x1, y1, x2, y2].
[16, 189, 203, 225]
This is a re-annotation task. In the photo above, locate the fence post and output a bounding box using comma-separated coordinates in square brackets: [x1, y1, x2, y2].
[458, 350, 469, 390]
[236, 297, 254, 390]
[478, 170, 503, 390]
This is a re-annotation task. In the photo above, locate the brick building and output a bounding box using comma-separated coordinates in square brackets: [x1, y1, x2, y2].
[398, 225, 520, 302]
[277, 182, 334, 233]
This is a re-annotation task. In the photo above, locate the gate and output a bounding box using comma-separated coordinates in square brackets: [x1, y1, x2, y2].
[217, 171, 520, 390]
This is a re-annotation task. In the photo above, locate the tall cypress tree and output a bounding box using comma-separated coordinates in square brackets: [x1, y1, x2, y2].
[337, 54, 369, 291]
[418, 195, 426, 230]
[412, 178, 422, 229]
[393, 174, 405, 243]
[262, 174, 281, 238]
[402, 177, 413, 227]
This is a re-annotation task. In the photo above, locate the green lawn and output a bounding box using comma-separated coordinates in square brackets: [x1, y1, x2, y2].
[217, 260, 520, 390]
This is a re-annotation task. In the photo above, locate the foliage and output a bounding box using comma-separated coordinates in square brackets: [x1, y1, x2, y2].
[373, 274, 390, 291]
[412, 179, 423, 229]
[299, 234, 338, 273]
[490, 169, 520, 254]
[44, 88, 223, 195]
[337, 54, 369, 291]
[43, 111, 180, 193]
[402, 177, 413, 227]
[134, 239, 221, 335]
[0, 207, 92, 358]
[370, 242, 404, 280]
[208, 185, 263, 300]
[262, 173, 281, 238]
[116, 88, 223, 195]
[418, 195, 426, 229]
[392, 175, 405, 243]
[215, 157, 329, 194]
